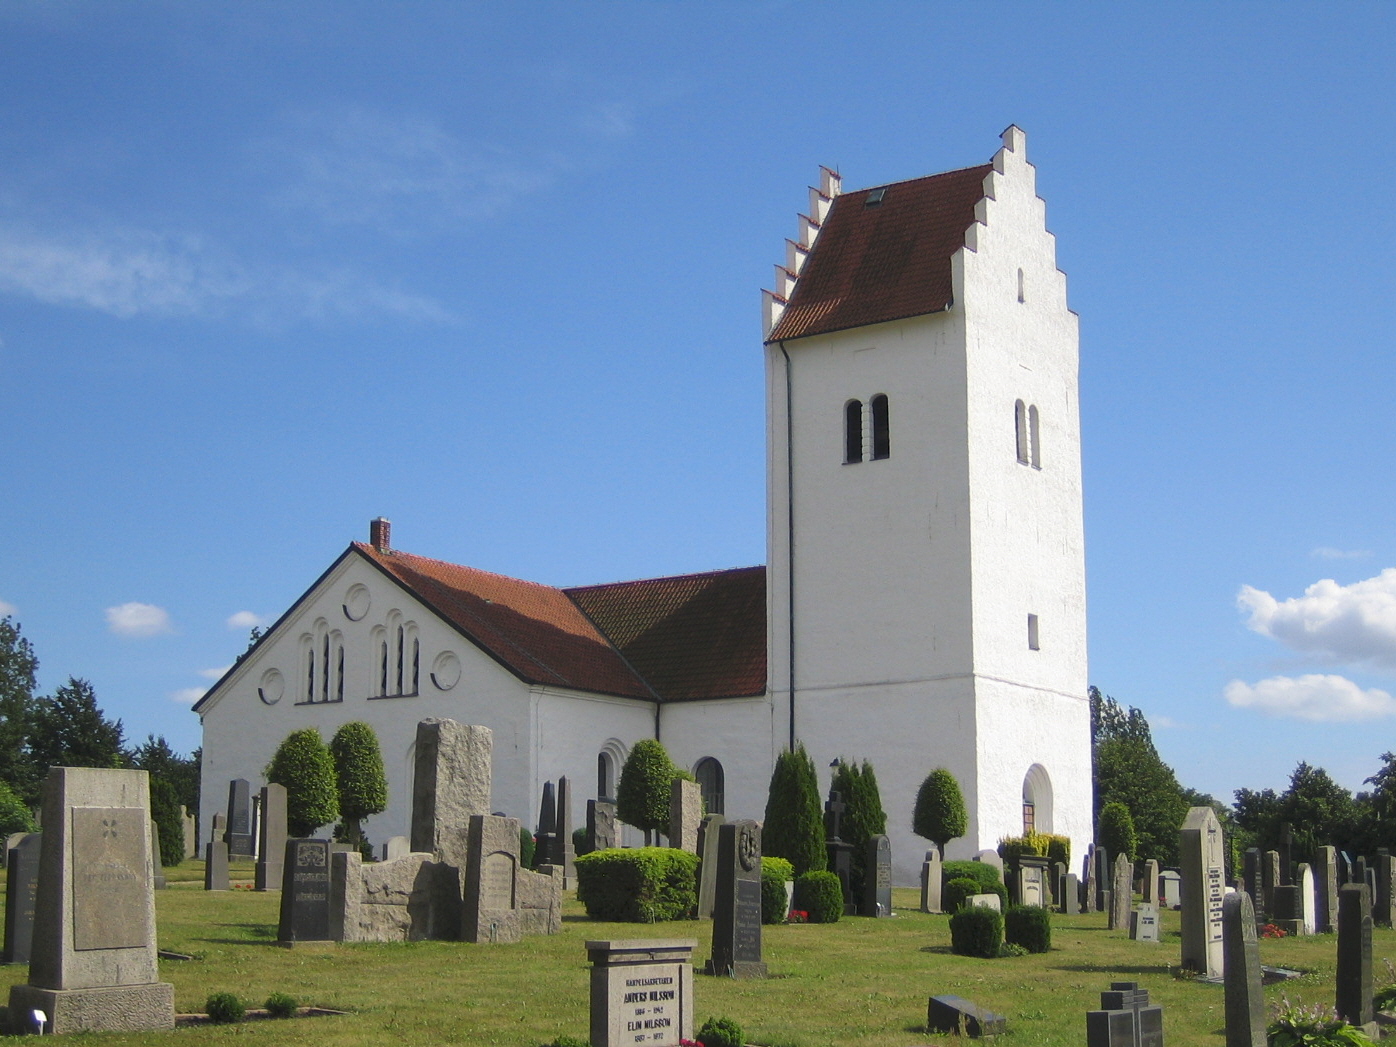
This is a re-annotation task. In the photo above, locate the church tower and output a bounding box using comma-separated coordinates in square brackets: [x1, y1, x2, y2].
[762, 127, 1091, 872]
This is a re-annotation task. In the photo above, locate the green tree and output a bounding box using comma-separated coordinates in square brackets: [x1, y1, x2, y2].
[28, 677, 128, 776]
[0, 618, 40, 804]
[265, 728, 339, 837]
[0, 779, 36, 836]
[913, 768, 968, 856]
[616, 738, 678, 845]
[148, 777, 186, 867]
[329, 721, 388, 847]
[762, 744, 826, 875]
[1091, 686, 1186, 864]
[130, 735, 200, 814]
[1098, 801, 1137, 861]
[830, 758, 887, 902]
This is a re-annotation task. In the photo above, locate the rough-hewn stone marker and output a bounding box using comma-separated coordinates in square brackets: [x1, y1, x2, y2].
[1130, 903, 1159, 943]
[225, 778, 254, 856]
[255, 783, 287, 891]
[410, 719, 491, 869]
[1141, 858, 1160, 904]
[8, 767, 174, 1034]
[204, 838, 229, 891]
[181, 807, 196, 859]
[3, 833, 41, 965]
[587, 939, 694, 1047]
[1316, 846, 1339, 933]
[330, 848, 454, 942]
[921, 848, 943, 914]
[929, 995, 1005, 1038]
[1223, 891, 1265, 1047]
[278, 839, 332, 945]
[863, 835, 892, 916]
[669, 778, 701, 855]
[464, 814, 524, 943]
[1179, 805, 1225, 979]
[695, 814, 725, 920]
[1085, 981, 1162, 1047]
[1336, 883, 1373, 1027]
[707, 820, 766, 978]
[588, 799, 618, 853]
[1109, 853, 1133, 931]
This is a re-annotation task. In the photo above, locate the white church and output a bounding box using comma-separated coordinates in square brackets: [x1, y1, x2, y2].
[195, 126, 1092, 884]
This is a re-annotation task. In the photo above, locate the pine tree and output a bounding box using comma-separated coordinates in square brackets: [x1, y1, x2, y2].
[265, 728, 339, 837]
[28, 677, 127, 776]
[616, 738, 677, 844]
[830, 758, 886, 902]
[913, 768, 967, 855]
[329, 721, 388, 847]
[762, 744, 826, 875]
[148, 777, 186, 867]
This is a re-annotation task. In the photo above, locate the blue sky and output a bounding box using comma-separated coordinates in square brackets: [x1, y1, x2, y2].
[1, 1, 1393, 806]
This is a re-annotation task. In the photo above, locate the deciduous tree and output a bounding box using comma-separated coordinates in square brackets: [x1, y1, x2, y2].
[265, 728, 339, 837]
[913, 768, 968, 855]
[330, 721, 388, 847]
[616, 738, 678, 845]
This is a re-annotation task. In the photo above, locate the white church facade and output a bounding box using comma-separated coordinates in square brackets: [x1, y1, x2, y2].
[195, 126, 1091, 884]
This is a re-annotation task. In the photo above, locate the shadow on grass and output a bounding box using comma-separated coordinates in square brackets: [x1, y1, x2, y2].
[190, 922, 278, 944]
[1050, 963, 1175, 975]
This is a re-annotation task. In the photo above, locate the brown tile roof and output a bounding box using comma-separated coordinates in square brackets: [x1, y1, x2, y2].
[767, 163, 993, 343]
[566, 567, 767, 702]
[358, 543, 766, 703]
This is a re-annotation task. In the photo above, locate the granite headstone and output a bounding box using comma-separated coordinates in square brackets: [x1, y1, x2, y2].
[706, 820, 766, 978]
[1336, 883, 1374, 1027]
[225, 778, 254, 857]
[588, 939, 695, 1047]
[278, 838, 332, 945]
[255, 782, 287, 891]
[1223, 891, 1265, 1047]
[1179, 805, 1225, 979]
[2, 833, 41, 965]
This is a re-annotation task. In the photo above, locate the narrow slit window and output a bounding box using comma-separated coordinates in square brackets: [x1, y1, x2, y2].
[321, 635, 330, 701]
[411, 638, 420, 694]
[396, 626, 405, 695]
[1015, 400, 1029, 464]
[379, 641, 388, 695]
[844, 399, 864, 464]
[306, 647, 315, 701]
[1027, 613, 1040, 651]
[336, 644, 345, 702]
[1029, 404, 1041, 469]
[870, 394, 890, 460]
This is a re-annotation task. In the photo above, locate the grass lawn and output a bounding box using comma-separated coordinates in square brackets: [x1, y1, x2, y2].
[1, 867, 1389, 1046]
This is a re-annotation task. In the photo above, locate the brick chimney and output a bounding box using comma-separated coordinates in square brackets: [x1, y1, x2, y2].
[369, 517, 391, 553]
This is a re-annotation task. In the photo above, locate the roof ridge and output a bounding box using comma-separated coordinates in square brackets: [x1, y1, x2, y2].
[563, 564, 765, 595]
[352, 542, 566, 594]
[842, 160, 994, 197]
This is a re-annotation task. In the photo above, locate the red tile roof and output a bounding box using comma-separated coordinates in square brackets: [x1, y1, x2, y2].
[767, 163, 993, 343]
[358, 543, 766, 703]
[566, 567, 767, 702]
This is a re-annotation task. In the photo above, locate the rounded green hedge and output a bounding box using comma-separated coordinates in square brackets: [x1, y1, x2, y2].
[574, 847, 698, 921]
[949, 905, 1003, 959]
[943, 876, 983, 913]
[793, 869, 844, 923]
[1004, 904, 1051, 953]
[761, 856, 794, 924]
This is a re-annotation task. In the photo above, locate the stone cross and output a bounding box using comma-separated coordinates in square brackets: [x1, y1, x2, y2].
[255, 783, 287, 891]
[920, 847, 943, 914]
[669, 778, 701, 855]
[1336, 883, 1374, 1027]
[706, 820, 766, 978]
[225, 778, 255, 856]
[410, 718, 492, 870]
[2, 833, 41, 965]
[1179, 806, 1225, 979]
[587, 939, 695, 1047]
[1316, 846, 1339, 933]
[824, 792, 846, 841]
[1223, 890, 1266, 1047]
[824, 793, 854, 913]
[7, 767, 174, 1033]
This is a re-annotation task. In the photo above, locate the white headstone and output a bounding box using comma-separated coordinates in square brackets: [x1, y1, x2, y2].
[1130, 903, 1160, 943]
[1179, 806, 1225, 979]
[968, 893, 1001, 912]
[1300, 863, 1317, 936]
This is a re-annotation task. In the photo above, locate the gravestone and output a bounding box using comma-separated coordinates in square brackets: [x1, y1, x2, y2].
[278, 838, 332, 945]
[1243, 847, 1262, 916]
[1299, 864, 1317, 935]
[149, 820, 166, 889]
[209, 811, 226, 846]
[1262, 851, 1281, 916]
[1130, 904, 1159, 943]
[588, 799, 618, 853]
[920, 847, 943, 914]
[1223, 891, 1265, 1047]
[977, 848, 1005, 876]
[1179, 805, 1225, 979]
[1271, 885, 1304, 936]
[1109, 853, 1133, 931]
[862, 835, 892, 916]
[587, 939, 694, 1047]
[225, 778, 254, 856]
[824, 793, 854, 914]
[1316, 846, 1339, 933]
[1085, 981, 1163, 1047]
[1354, 856, 1368, 893]
[181, 807, 196, 860]
[382, 835, 410, 861]
[1278, 824, 1294, 885]
[1141, 859, 1160, 904]
[3, 833, 41, 965]
[464, 814, 523, 943]
[535, 780, 560, 868]
[1339, 850, 1353, 886]
[669, 778, 701, 855]
[1376, 850, 1394, 927]
[1051, 860, 1067, 909]
[1063, 872, 1081, 915]
[410, 718, 492, 870]
[7, 767, 174, 1034]
[1082, 844, 1097, 913]
[331, 848, 456, 942]
[1094, 845, 1111, 913]
[706, 820, 766, 978]
[1160, 869, 1181, 909]
[695, 814, 726, 919]
[1336, 883, 1373, 1027]
[1018, 856, 1048, 909]
[556, 775, 577, 886]
[969, 893, 1001, 912]
[204, 839, 229, 890]
[255, 783, 287, 891]
[928, 994, 1006, 1038]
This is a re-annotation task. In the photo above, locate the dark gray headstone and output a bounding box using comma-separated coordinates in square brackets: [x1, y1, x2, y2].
[824, 792, 854, 914]
[1277, 824, 1294, 886]
[210, 811, 226, 845]
[278, 839, 332, 943]
[1087, 982, 1163, 1047]
[204, 839, 229, 891]
[535, 780, 559, 868]
[929, 994, 1005, 1038]
[225, 779, 254, 856]
[1271, 885, 1302, 922]
[1336, 883, 1373, 1026]
[695, 814, 725, 919]
[255, 783, 287, 891]
[1051, 860, 1067, 908]
[1094, 845, 1110, 912]
[587, 799, 617, 852]
[1140, 858, 1160, 904]
[1243, 847, 1262, 916]
[556, 775, 577, 885]
[1339, 850, 1353, 885]
[862, 835, 892, 917]
[1262, 850, 1280, 914]
[1316, 846, 1339, 934]
[3, 833, 41, 965]
[1223, 891, 1265, 1046]
[1354, 856, 1368, 892]
[706, 820, 765, 978]
[1376, 850, 1394, 928]
[1082, 844, 1097, 913]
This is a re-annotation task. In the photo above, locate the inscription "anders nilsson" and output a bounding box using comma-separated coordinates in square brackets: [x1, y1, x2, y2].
[624, 975, 675, 1042]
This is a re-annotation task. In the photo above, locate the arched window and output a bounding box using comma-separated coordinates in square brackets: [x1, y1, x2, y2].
[1028, 404, 1041, 469]
[597, 752, 614, 801]
[844, 399, 863, 464]
[1022, 764, 1054, 834]
[1014, 399, 1029, 464]
[395, 624, 405, 695]
[303, 636, 315, 702]
[870, 394, 890, 460]
[694, 757, 725, 815]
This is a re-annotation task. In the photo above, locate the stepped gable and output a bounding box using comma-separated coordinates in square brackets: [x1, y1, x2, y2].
[356, 542, 652, 699]
[767, 162, 993, 343]
[565, 566, 767, 702]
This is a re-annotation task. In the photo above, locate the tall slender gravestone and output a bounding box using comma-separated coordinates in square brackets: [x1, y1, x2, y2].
[1299, 864, 1317, 935]
[255, 783, 287, 891]
[1277, 824, 1294, 885]
[204, 839, 229, 890]
[669, 778, 702, 855]
[556, 775, 577, 886]
[1051, 860, 1066, 909]
[1375, 850, 1394, 927]
[1262, 851, 1281, 915]
[278, 839, 332, 945]
[588, 799, 617, 853]
[1316, 846, 1339, 933]
[1063, 873, 1081, 915]
[1094, 845, 1111, 913]
[8, 767, 174, 1033]
[225, 778, 254, 856]
[1336, 883, 1374, 1027]
[921, 848, 943, 914]
[1223, 891, 1266, 1047]
[824, 793, 854, 915]
[1141, 859, 1160, 904]
[1243, 847, 1262, 916]
[1179, 806, 1225, 979]
[1082, 845, 1096, 913]
[181, 807, 196, 859]
[535, 781, 560, 868]
[707, 820, 766, 978]
[1109, 853, 1133, 931]
[695, 814, 726, 919]
[410, 719, 491, 870]
[3, 833, 41, 965]
[862, 835, 892, 916]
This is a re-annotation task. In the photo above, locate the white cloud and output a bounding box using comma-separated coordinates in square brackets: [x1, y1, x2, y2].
[0, 598, 15, 617]
[105, 602, 172, 637]
[1151, 715, 1185, 729]
[169, 687, 206, 705]
[1313, 547, 1372, 561]
[1224, 674, 1396, 722]
[200, 666, 231, 681]
[1237, 568, 1396, 670]
[226, 610, 268, 630]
